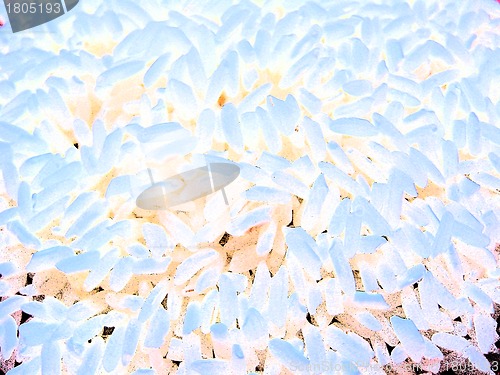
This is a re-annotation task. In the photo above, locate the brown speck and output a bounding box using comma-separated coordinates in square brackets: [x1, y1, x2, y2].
[102, 326, 115, 336]
[219, 232, 231, 246]
[218, 93, 227, 107]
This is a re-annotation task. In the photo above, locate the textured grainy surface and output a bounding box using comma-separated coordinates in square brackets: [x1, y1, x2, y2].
[0, 0, 499, 374]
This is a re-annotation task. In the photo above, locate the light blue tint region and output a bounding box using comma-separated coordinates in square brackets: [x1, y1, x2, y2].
[102, 325, 126, 372]
[328, 117, 378, 137]
[56, 251, 100, 273]
[268, 338, 310, 370]
[183, 301, 201, 335]
[0, 315, 18, 359]
[242, 307, 267, 341]
[122, 319, 142, 366]
[218, 274, 238, 327]
[143, 53, 171, 88]
[6, 220, 40, 248]
[144, 306, 170, 348]
[268, 266, 288, 328]
[41, 340, 61, 375]
[18, 321, 58, 346]
[76, 337, 104, 375]
[286, 228, 321, 280]
[191, 359, 228, 375]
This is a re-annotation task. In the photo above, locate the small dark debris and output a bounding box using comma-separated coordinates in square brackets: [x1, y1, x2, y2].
[218, 93, 227, 107]
[26, 273, 34, 285]
[287, 211, 294, 228]
[20, 312, 32, 325]
[386, 343, 395, 355]
[328, 317, 340, 325]
[219, 232, 231, 246]
[306, 313, 313, 324]
[413, 283, 419, 289]
[102, 326, 115, 336]
[172, 360, 181, 367]
[73, 143, 79, 149]
[382, 235, 389, 241]
[255, 364, 264, 372]
[161, 294, 168, 309]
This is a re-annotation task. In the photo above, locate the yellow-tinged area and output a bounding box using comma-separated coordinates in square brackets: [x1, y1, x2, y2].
[82, 39, 118, 58]
[416, 180, 445, 199]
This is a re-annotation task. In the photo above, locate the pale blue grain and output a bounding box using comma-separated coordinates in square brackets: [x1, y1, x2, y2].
[268, 338, 310, 370]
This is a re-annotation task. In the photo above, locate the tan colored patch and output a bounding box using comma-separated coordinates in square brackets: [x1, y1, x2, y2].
[416, 180, 445, 199]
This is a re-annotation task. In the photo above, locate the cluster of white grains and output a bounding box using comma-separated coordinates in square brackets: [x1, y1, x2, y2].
[0, 0, 499, 374]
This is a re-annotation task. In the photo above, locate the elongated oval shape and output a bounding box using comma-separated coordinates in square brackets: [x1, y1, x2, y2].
[136, 162, 240, 210]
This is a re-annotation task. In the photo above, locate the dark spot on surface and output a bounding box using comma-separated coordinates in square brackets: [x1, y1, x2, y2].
[386, 343, 395, 355]
[413, 283, 419, 289]
[248, 269, 253, 276]
[218, 93, 227, 107]
[463, 334, 471, 340]
[287, 210, 294, 227]
[328, 317, 341, 325]
[73, 143, 79, 149]
[306, 312, 318, 326]
[26, 273, 34, 285]
[161, 294, 168, 309]
[102, 326, 115, 336]
[255, 364, 264, 372]
[92, 287, 104, 293]
[87, 339, 92, 343]
[453, 316, 461, 322]
[172, 360, 181, 367]
[219, 232, 231, 246]
[382, 235, 389, 241]
[20, 312, 32, 325]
